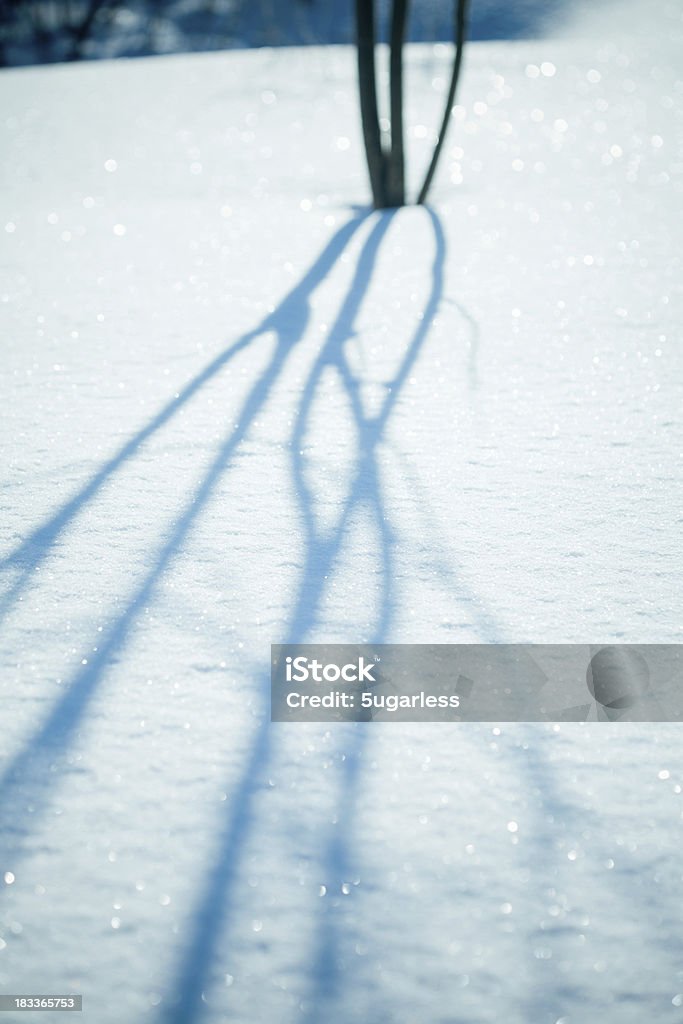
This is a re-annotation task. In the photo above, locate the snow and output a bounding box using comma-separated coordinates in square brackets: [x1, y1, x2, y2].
[1, 11, 682, 1023]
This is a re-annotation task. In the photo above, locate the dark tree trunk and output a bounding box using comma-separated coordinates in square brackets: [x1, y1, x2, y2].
[354, 0, 386, 208]
[386, 0, 409, 207]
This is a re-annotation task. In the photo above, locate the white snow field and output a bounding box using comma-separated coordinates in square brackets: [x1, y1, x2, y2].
[1, 6, 682, 1023]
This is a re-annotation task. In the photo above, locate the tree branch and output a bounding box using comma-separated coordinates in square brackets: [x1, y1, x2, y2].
[417, 0, 468, 205]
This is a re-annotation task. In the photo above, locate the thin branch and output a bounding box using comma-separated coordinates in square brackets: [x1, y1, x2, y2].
[417, 0, 468, 205]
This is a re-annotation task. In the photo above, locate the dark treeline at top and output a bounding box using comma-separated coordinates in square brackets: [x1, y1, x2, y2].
[1, 0, 568, 68]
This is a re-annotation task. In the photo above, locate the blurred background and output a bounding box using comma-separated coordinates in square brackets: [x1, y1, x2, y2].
[0, 0, 572, 68]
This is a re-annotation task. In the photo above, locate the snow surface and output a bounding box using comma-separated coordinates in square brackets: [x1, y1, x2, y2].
[1, 13, 683, 1024]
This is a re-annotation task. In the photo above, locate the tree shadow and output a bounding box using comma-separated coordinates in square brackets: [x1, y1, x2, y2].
[0, 213, 365, 629]
[295, 208, 447, 1024]
[160, 208, 452, 1023]
[0, 204, 488, 1024]
[0, 211, 366, 866]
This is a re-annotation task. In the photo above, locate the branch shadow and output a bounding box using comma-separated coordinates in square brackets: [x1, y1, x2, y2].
[160, 208, 452, 1024]
[1, 202, 490, 1024]
[0, 211, 366, 868]
[159, 210, 395, 1023]
[296, 208, 447, 1024]
[0, 213, 365, 628]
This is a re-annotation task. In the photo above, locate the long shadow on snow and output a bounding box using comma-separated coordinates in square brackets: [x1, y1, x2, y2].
[163, 208, 498, 1024]
[296, 208, 451, 1024]
[0, 215, 364, 629]
[1, 204, 490, 1024]
[161, 209, 483, 1024]
[161, 210, 400, 1023]
[0, 213, 366, 867]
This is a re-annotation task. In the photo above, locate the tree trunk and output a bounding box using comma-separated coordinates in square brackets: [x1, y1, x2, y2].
[354, 0, 386, 208]
[386, 0, 409, 207]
